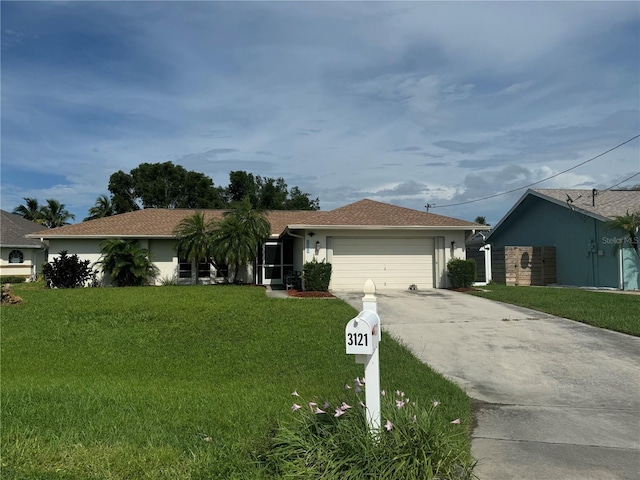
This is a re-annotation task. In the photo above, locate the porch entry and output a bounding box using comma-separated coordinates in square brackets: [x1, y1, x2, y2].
[257, 238, 294, 285]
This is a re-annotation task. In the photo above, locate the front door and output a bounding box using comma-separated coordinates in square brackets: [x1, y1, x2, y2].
[262, 242, 282, 285]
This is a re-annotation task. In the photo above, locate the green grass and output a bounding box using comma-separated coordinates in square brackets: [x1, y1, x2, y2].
[1, 285, 472, 479]
[471, 283, 640, 336]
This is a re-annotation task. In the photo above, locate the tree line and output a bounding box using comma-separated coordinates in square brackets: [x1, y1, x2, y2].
[13, 162, 320, 227]
[107, 162, 319, 214]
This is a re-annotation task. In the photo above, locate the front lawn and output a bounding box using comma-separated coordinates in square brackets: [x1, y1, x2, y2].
[1, 285, 473, 479]
[471, 284, 639, 336]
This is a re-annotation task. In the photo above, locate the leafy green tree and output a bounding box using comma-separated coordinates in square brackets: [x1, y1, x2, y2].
[84, 195, 115, 221]
[211, 198, 271, 283]
[226, 171, 319, 210]
[96, 239, 159, 286]
[286, 186, 320, 210]
[474, 216, 489, 226]
[227, 170, 259, 206]
[41, 199, 75, 228]
[606, 210, 640, 255]
[109, 162, 225, 211]
[108, 170, 140, 214]
[173, 212, 220, 283]
[12, 197, 44, 224]
[256, 176, 288, 209]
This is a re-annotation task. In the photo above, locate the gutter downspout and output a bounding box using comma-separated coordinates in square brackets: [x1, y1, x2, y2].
[618, 247, 624, 290]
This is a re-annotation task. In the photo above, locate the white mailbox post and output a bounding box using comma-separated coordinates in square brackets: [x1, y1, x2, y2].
[345, 279, 381, 434]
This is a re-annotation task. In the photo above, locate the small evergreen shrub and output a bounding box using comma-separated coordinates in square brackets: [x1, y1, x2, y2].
[264, 380, 476, 479]
[302, 259, 332, 291]
[43, 250, 95, 288]
[0, 276, 27, 285]
[446, 258, 476, 289]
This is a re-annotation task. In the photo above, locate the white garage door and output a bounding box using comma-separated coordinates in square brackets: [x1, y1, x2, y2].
[331, 237, 434, 290]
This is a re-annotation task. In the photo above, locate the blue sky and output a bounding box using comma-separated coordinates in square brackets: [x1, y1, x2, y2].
[2, 1, 639, 225]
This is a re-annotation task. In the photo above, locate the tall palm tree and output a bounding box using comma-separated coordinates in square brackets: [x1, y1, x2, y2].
[606, 210, 640, 255]
[12, 197, 44, 224]
[212, 198, 271, 283]
[84, 195, 115, 221]
[41, 199, 75, 228]
[173, 212, 219, 283]
[96, 239, 159, 286]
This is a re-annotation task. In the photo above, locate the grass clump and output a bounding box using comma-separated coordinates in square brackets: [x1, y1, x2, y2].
[264, 382, 475, 479]
[471, 283, 639, 336]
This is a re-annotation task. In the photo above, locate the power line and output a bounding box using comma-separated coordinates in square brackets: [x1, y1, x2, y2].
[600, 171, 640, 192]
[431, 134, 640, 209]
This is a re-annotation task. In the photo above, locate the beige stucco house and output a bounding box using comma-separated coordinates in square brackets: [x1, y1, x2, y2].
[29, 199, 483, 291]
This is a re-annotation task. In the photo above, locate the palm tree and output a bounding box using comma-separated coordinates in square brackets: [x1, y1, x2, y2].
[12, 197, 44, 224]
[84, 195, 115, 221]
[606, 210, 640, 255]
[96, 239, 159, 286]
[173, 212, 219, 283]
[212, 198, 271, 283]
[41, 199, 75, 228]
[474, 216, 489, 227]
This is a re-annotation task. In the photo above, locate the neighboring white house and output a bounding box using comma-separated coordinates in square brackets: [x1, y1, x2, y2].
[29, 199, 484, 290]
[1, 210, 48, 280]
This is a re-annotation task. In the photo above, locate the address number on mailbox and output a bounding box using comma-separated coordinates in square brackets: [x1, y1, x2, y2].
[345, 310, 380, 355]
[347, 332, 368, 347]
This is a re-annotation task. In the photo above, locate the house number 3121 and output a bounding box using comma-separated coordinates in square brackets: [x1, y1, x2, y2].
[347, 332, 368, 346]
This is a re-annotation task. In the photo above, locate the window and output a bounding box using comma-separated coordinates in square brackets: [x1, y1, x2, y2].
[197, 260, 211, 278]
[178, 253, 192, 279]
[9, 250, 24, 264]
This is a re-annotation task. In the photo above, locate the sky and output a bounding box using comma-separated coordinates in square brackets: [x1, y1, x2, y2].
[2, 1, 639, 226]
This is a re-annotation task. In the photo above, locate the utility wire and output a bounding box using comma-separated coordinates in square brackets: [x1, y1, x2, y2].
[431, 134, 640, 209]
[600, 171, 640, 192]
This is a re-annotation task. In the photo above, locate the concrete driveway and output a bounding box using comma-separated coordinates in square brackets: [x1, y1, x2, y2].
[335, 289, 640, 480]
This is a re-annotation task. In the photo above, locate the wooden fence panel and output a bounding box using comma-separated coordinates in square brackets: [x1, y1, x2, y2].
[491, 247, 506, 284]
[494, 246, 556, 286]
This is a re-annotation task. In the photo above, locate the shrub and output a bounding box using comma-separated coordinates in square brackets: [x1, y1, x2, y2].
[0, 276, 27, 285]
[264, 380, 475, 479]
[43, 250, 95, 288]
[303, 259, 332, 291]
[97, 239, 159, 287]
[447, 258, 476, 289]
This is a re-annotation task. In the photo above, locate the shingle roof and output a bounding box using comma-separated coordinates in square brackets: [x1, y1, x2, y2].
[531, 189, 640, 220]
[1, 210, 48, 248]
[29, 199, 483, 239]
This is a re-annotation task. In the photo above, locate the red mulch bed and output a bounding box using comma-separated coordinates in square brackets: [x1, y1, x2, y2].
[287, 289, 335, 298]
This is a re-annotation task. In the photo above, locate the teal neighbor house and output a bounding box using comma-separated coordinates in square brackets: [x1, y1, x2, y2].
[485, 189, 640, 290]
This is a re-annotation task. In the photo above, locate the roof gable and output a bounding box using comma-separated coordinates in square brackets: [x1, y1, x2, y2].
[487, 188, 640, 241]
[29, 199, 484, 239]
[1, 210, 47, 247]
[286, 199, 482, 228]
[530, 189, 640, 219]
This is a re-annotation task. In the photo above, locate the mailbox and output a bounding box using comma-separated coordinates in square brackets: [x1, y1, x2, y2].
[345, 310, 380, 355]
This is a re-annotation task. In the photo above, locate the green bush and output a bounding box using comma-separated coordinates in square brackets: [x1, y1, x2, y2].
[264, 381, 476, 479]
[43, 250, 95, 288]
[446, 258, 476, 289]
[0, 276, 27, 285]
[303, 259, 332, 291]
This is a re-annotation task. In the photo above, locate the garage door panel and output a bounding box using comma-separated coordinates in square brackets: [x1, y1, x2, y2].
[332, 238, 434, 290]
